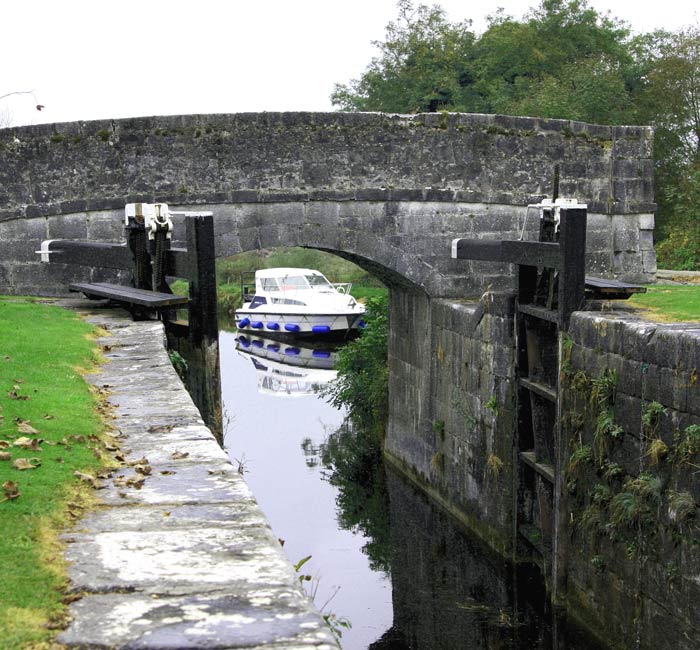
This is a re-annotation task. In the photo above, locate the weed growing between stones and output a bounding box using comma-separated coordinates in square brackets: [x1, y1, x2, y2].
[168, 350, 188, 380]
[562, 358, 700, 570]
[487, 453, 504, 478]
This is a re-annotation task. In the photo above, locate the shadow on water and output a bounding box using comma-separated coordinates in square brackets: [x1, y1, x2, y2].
[220, 330, 606, 650]
[318, 422, 607, 650]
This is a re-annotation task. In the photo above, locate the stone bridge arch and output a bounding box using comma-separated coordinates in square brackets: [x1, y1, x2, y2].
[0, 111, 656, 297]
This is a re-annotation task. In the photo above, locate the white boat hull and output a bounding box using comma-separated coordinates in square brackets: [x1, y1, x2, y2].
[234, 309, 365, 335]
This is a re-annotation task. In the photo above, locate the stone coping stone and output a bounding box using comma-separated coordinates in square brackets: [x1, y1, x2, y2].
[55, 299, 337, 649]
[59, 591, 335, 649]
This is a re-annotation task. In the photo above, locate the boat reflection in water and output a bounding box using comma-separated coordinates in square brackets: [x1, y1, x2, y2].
[234, 334, 338, 397]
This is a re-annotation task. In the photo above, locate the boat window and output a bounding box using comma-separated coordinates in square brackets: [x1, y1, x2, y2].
[280, 275, 308, 290]
[261, 278, 280, 291]
[249, 296, 267, 309]
[306, 274, 333, 289]
[270, 298, 306, 306]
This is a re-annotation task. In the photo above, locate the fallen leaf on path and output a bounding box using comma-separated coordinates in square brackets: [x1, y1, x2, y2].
[13, 457, 41, 471]
[134, 464, 152, 476]
[73, 471, 104, 489]
[125, 475, 145, 489]
[170, 450, 189, 460]
[127, 456, 149, 466]
[148, 424, 174, 433]
[160, 470, 175, 476]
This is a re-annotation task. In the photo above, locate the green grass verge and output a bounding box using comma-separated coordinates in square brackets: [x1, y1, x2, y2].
[627, 285, 700, 322]
[0, 298, 109, 649]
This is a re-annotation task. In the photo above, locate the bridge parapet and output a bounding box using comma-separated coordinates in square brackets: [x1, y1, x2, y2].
[0, 112, 656, 296]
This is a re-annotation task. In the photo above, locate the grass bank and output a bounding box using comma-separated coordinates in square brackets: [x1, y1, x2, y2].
[0, 298, 111, 649]
[626, 285, 700, 322]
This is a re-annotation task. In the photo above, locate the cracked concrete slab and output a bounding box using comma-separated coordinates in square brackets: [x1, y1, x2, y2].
[55, 300, 337, 649]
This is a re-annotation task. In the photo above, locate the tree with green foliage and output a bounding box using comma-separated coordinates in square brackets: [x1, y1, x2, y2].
[475, 0, 634, 122]
[637, 26, 700, 266]
[318, 296, 392, 573]
[331, 1, 480, 113]
[333, 0, 636, 125]
[332, 0, 700, 269]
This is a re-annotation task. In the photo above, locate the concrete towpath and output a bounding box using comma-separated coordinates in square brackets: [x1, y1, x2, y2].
[56, 299, 337, 649]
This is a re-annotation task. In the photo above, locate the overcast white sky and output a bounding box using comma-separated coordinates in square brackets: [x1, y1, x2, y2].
[1, 0, 698, 128]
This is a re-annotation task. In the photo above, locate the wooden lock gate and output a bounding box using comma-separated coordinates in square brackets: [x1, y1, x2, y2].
[39, 205, 222, 441]
[452, 200, 645, 602]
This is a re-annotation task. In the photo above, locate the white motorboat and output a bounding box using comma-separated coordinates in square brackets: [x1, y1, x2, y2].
[234, 268, 366, 336]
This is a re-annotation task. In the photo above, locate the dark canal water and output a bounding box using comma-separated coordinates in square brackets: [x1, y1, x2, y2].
[219, 330, 603, 650]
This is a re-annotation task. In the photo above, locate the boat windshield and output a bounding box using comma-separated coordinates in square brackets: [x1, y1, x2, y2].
[306, 274, 334, 290]
[279, 275, 309, 290]
[276, 274, 334, 291]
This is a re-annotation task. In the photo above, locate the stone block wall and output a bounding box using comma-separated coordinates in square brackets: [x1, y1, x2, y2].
[0, 209, 130, 295]
[385, 289, 517, 554]
[561, 312, 700, 650]
[1, 199, 656, 298]
[385, 294, 700, 650]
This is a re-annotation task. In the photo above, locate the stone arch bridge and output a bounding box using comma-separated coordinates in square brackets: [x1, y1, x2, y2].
[0, 112, 655, 298]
